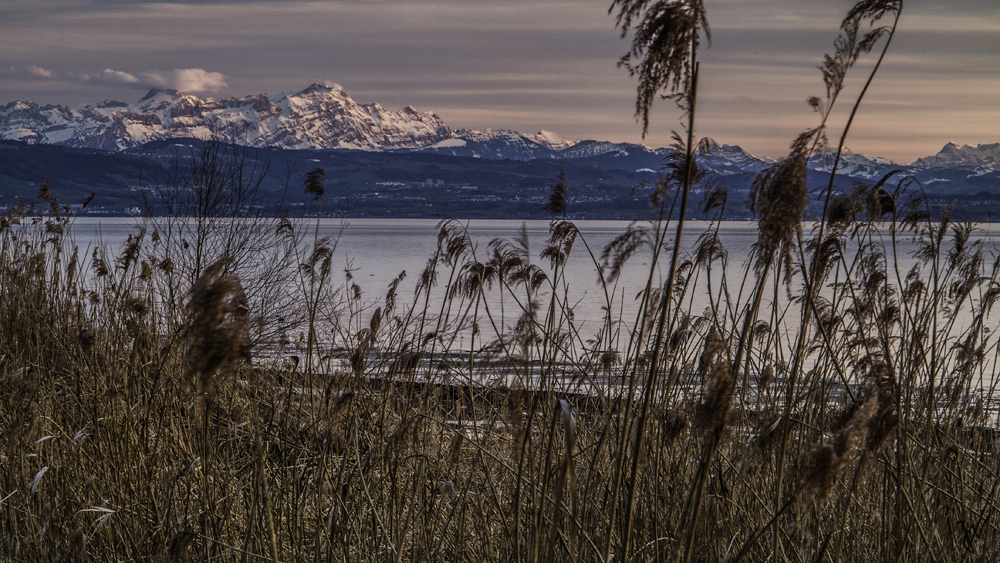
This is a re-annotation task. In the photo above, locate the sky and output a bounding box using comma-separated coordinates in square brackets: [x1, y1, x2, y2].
[1, 0, 998, 164]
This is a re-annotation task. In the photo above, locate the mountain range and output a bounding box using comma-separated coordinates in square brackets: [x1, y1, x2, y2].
[2, 82, 999, 179]
[1, 83, 998, 219]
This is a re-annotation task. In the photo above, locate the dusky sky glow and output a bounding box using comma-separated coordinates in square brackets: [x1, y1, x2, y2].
[2, 0, 997, 164]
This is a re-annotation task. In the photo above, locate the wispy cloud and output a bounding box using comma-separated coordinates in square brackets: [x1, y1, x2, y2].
[89, 68, 141, 85]
[141, 68, 228, 93]
[26, 65, 56, 79]
[1, 0, 996, 162]
[79, 68, 228, 93]
[12, 64, 229, 94]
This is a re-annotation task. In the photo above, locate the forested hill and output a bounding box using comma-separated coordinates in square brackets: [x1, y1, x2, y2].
[1, 139, 998, 220]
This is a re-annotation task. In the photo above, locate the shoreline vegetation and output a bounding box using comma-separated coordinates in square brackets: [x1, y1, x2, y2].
[6, 1, 1000, 561]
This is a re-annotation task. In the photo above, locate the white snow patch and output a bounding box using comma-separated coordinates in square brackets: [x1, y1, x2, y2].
[428, 138, 467, 148]
[531, 130, 574, 150]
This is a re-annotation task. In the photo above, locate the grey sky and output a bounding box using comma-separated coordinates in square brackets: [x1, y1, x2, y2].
[2, 0, 997, 163]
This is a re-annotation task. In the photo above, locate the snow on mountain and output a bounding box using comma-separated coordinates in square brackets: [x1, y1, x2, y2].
[911, 142, 1000, 172]
[0, 82, 452, 151]
[698, 144, 774, 175]
[3, 84, 997, 185]
[558, 140, 654, 159]
[529, 130, 575, 151]
[416, 129, 559, 160]
[425, 138, 467, 149]
[556, 141, 775, 176]
[808, 146, 901, 180]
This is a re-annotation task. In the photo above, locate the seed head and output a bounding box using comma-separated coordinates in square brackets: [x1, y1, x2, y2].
[748, 130, 814, 278]
[802, 398, 876, 501]
[697, 326, 724, 374]
[304, 167, 326, 201]
[695, 362, 734, 434]
[92, 248, 108, 277]
[183, 258, 250, 399]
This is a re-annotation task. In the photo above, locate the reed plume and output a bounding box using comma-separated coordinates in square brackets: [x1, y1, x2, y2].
[303, 167, 325, 201]
[611, 0, 709, 135]
[748, 130, 813, 278]
[802, 399, 876, 501]
[183, 257, 250, 398]
[539, 166, 568, 218]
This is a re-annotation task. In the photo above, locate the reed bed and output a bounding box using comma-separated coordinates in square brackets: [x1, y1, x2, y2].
[5, 1, 1000, 561]
[5, 162, 1000, 563]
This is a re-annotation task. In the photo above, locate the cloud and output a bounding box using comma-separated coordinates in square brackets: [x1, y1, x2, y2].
[139, 68, 228, 93]
[26, 65, 56, 79]
[95, 68, 141, 84]
[80, 67, 227, 93]
[2, 0, 995, 162]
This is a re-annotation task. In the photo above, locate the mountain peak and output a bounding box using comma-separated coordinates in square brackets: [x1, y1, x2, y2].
[2, 83, 995, 176]
[807, 146, 899, 179]
[0, 83, 453, 151]
[297, 82, 344, 95]
[530, 130, 575, 150]
[2, 100, 37, 112]
[912, 142, 1000, 169]
[139, 88, 180, 102]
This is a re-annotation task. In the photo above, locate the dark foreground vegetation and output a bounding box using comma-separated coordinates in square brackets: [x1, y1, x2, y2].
[5, 1, 1000, 562]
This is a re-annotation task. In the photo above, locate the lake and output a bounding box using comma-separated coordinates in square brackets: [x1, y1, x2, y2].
[15, 215, 997, 405]
[58, 217, 1000, 382]
[63, 217, 765, 334]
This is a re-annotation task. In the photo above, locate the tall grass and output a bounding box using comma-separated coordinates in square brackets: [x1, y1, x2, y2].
[6, 1, 1000, 561]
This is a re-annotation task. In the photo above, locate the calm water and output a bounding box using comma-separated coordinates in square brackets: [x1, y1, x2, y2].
[62, 217, 1000, 342]
[48, 216, 1000, 398]
[36, 217, 1000, 403]
[65, 218, 763, 333]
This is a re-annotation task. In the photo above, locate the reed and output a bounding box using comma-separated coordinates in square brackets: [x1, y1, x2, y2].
[6, 1, 1000, 561]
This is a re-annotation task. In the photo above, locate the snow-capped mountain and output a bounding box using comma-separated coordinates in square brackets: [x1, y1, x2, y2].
[808, 147, 900, 180]
[554, 141, 667, 174]
[911, 143, 1000, 172]
[2, 85, 997, 186]
[416, 129, 563, 160]
[0, 82, 452, 151]
[700, 144, 775, 175]
[558, 140, 651, 159]
[530, 130, 575, 151]
[554, 141, 774, 176]
[0, 83, 769, 173]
